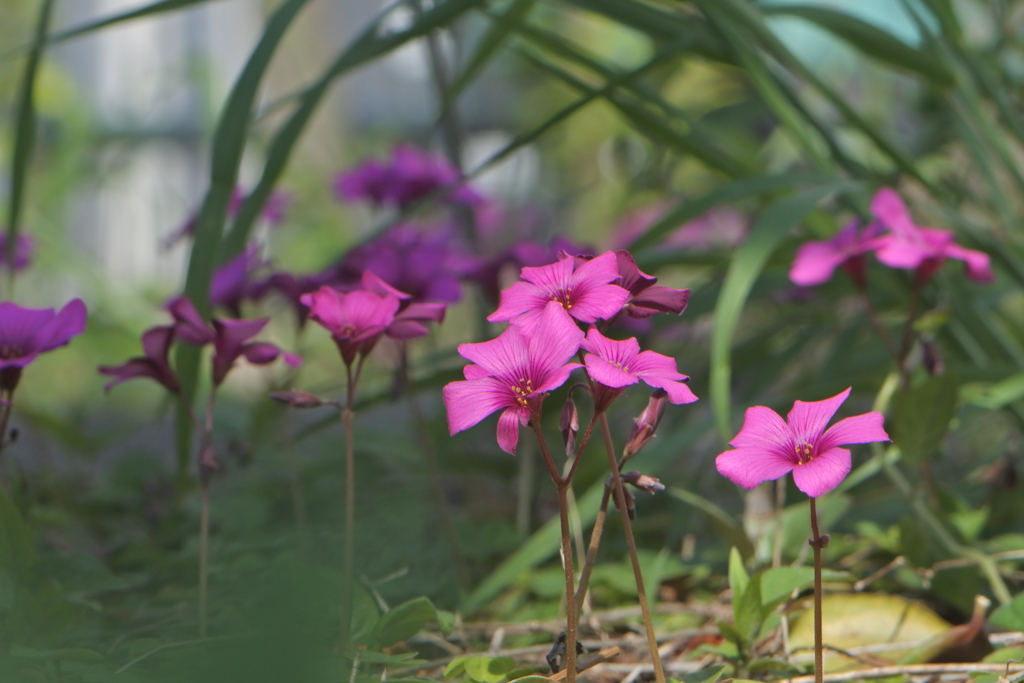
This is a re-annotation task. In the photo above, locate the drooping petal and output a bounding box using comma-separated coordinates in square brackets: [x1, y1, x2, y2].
[458, 325, 529, 378]
[818, 412, 889, 451]
[789, 241, 847, 287]
[716, 446, 796, 489]
[386, 320, 430, 339]
[614, 250, 657, 295]
[361, 270, 411, 300]
[32, 299, 87, 352]
[791, 447, 851, 497]
[398, 302, 447, 324]
[628, 285, 689, 316]
[629, 350, 688, 382]
[786, 388, 851, 445]
[496, 407, 528, 454]
[99, 359, 166, 392]
[140, 325, 175, 362]
[527, 301, 585, 381]
[730, 406, 793, 452]
[241, 342, 283, 365]
[443, 377, 514, 435]
[943, 243, 994, 283]
[642, 375, 698, 404]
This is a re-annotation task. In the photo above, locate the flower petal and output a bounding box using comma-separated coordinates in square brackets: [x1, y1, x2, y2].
[818, 412, 889, 451]
[786, 388, 851, 445]
[642, 375, 698, 404]
[487, 281, 550, 324]
[716, 446, 796, 489]
[497, 407, 528, 455]
[871, 188, 916, 235]
[629, 349, 687, 382]
[943, 243, 994, 283]
[584, 354, 638, 388]
[581, 327, 639, 366]
[527, 301, 585, 381]
[791, 447, 851, 497]
[32, 299, 87, 352]
[569, 283, 630, 323]
[168, 296, 215, 345]
[730, 406, 793, 452]
[458, 325, 528, 378]
[789, 241, 846, 287]
[443, 377, 513, 435]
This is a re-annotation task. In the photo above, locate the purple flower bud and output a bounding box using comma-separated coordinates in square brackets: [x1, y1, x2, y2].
[560, 396, 579, 457]
[622, 471, 665, 494]
[623, 389, 669, 459]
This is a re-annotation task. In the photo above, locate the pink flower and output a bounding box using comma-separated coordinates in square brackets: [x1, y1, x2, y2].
[99, 325, 180, 393]
[487, 251, 630, 333]
[581, 327, 698, 406]
[715, 388, 889, 498]
[789, 220, 885, 287]
[300, 286, 400, 366]
[871, 188, 993, 284]
[443, 301, 584, 454]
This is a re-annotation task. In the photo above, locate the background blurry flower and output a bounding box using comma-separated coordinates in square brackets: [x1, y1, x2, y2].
[164, 186, 291, 248]
[789, 220, 884, 288]
[99, 325, 180, 393]
[334, 144, 484, 209]
[301, 286, 400, 366]
[0, 299, 88, 393]
[0, 234, 34, 271]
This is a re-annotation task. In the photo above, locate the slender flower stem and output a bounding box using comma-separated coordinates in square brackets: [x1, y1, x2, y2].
[198, 390, 216, 639]
[858, 290, 899, 364]
[339, 358, 360, 651]
[574, 486, 610, 623]
[599, 413, 666, 683]
[897, 283, 923, 386]
[532, 421, 577, 683]
[809, 497, 824, 683]
[564, 413, 598, 486]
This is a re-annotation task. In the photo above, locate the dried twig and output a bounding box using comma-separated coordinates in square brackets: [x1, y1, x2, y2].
[548, 646, 622, 681]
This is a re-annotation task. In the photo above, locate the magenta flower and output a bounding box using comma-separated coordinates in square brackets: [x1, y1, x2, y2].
[99, 325, 180, 393]
[487, 251, 630, 333]
[871, 188, 993, 284]
[359, 271, 446, 339]
[789, 220, 885, 288]
[0, 234, 34, 271]
[443, 301, 584, 454]
[167, 296, 299, 385]
[334, 145, 484, 209]
[581, 327, 697, 407]
[0, 299, 87, 392]
[715, 388, 889, 498]
[300, 286, 400, 366]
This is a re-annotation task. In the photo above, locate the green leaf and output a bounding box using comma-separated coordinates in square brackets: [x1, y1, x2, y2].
[961, 373, 1024, 410]
[728, 547, 749, 605]
[762, 5, 952, 84]
[47, 0, 220, 45]
[443, 0, 537, 113]
[445, 657, 470, 679]
[758, 567, 813, 610]
[371, 596, 437, 648]
[175, 0, 312, 480]
[891, 374, 959, 466]
[990, 592, 1024, 631]
[710, 187, 838, 441]
[464, 656, 516, 683]
[679, 664, 726, 683]
[507, 677, 555, 683]
[358, 651, 427, 666]
[734, 574, 763, 647]
[6, 0, 54, 269]
[436, 609, 455, 636]
[716, 619, 744, 648]
[0, 487, 34, 582]
[672, 489, 752, 558]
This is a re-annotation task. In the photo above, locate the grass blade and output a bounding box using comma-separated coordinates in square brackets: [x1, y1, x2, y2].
[48, 0, 221, 45]
[710, 186, 839, 442]
[222, 0, 485, 258]
[6, 0, 54, 275]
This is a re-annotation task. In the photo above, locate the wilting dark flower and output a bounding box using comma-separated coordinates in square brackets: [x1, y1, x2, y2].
[623, 388, 669, 459]
[165, 187, 291, 248]
[269, 389, 326, 409]
[622, 471, 665, 494]
[0, 299, 87, 393]
[99, 325, 180, 393]
[167, 296, 299, 385]
[613, 251, 690, 319]
[210, 245, 267, 317]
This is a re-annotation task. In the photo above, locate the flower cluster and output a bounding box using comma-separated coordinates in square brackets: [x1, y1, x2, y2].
[444, 250, 696, 454]
[99, 296, 298, 392]
[790, 188, 993, 287]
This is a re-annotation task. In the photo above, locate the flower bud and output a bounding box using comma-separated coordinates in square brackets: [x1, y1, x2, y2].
[622, 471, 665, 494]
[269, 389, 324, 409]
[560, 397, 579, 457]
[607, 473, 637, 520]
[623, 389, 668, 459]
